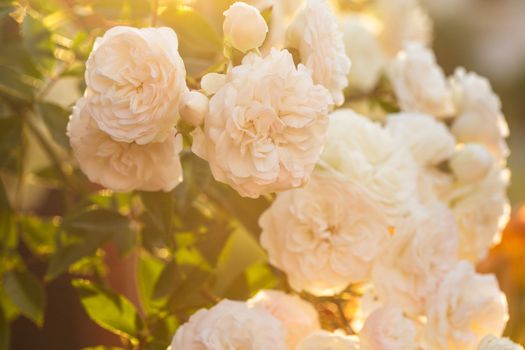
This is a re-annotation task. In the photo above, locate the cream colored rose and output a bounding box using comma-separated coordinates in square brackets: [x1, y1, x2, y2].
[417, 167, 454, 205]
[247, 290, 320, 348]
[223, 2, 268, 53]
[200, 72, 227, 96]
[372, 0, 433, 57]
[385, 113, 456, 204]
[450, 167, 510, 262]
[192, 49, 332, 198]
[287, 0, 351, 105]
[297, 330, 361, 350]
[179, 91, 209, 127]
[359, 305, 417, 350]
[85, 26, 188, 144]
[339, 14, 386, 92]
[67, 97, 183, 192]
[259, 173, 390, 296]
[449, 68, 509, 162]
[450, 143, 494, 183]
[170, 299, 286, 350]
[350, 286, 383, 333]
[386, 113, 456, 166]
[424, 261, 508, 350]
[477, 335, 524, 350]
[320, 109, 419, 225]
[372, 201, 459, 316]
[388, 43, 454, 117]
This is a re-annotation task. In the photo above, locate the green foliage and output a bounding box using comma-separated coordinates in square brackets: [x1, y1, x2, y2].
[0, 1, 284, 348]
[47, 208, 131, 280]
[73, 279, 143, 344]
[3, 269, 46, 326]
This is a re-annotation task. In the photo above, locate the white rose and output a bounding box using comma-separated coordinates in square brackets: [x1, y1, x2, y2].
[359, 305, 417, 350]
[450, 167, 510, 262]
[350, 286, 383, 334]
[179, 91, 209, 127]
[385, 113, 456, 204]
[417, 167, 454, 204]
[477, 335, 524, 350]
[424, 261, 509, 350]
[372, 0, 433, 57]
[200, 72, 227, 96]
[259, 173, 390, 296]
[192, 49, 332, 198]
[450, 143, 494, 183]
[85, 26, 187, 144]
[320, 109, 419, 225]
[247, 290, 320, 348]
[297, 330, 361, 350]
[287, 0, 351, 105]
[67, 97, 183, 192]
[388, 43, 454, 117]
[372, 201, 459, 316]
[339, 14, 386, 92]
[386, 113, 456, 166]
[449, 68, 509, 162]
[170, 299, 286, 350]
[223, 2, 268, 53]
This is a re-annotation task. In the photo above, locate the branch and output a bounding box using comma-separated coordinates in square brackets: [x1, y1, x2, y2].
[25, 116, 72, 193]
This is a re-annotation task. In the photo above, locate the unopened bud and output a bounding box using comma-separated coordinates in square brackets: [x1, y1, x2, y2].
[450, 143, 493, 182]
[223, 2, 268, 53]
[179, 91, 209, 127]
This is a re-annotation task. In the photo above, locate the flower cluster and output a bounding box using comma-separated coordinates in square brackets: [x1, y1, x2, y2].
[68, 26, 187, 192]
[67, 0, 519, 349]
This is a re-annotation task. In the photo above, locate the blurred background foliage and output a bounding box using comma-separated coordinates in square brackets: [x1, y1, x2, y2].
[0, 0, 523, 349]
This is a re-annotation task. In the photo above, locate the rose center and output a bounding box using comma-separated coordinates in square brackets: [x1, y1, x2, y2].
[136, 82, 144, 94]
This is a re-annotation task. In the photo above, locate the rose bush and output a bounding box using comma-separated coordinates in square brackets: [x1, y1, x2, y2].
[0, 0, 519, 349]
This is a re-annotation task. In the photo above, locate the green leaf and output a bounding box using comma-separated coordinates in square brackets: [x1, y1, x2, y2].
[111, 228, 138, 256]
[22, 13, 55, 73]
[195, 220, 233, 266]
[62, 208, 130, 234]
[46, 209, 131, 280]
[213, 228, 267, 297]
[0, 180, 16, 251]
[137, 253, 164, 312]
[46, 233, 105, 280]
[36, 102, 71, 150]
[0, 286, 19, 322]
[372, 97, 400, 113]
[166, 265, 210, 312]
[0, 116, 23, 170]
[159, 5, 223, 76]
[72, 279, 142, 342]
[0, 65, 34, 102]
[160, 6, 222, 57]
[82, 347, 125, 350]
[3, 270, 46, 326]
[206, 184, 270, 239]
[140, 191, 173, 236]
[20, 216, 57, 256]
[152, 259, 180, 300]
[174, 153, 212, 210]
